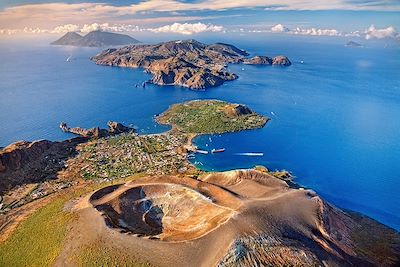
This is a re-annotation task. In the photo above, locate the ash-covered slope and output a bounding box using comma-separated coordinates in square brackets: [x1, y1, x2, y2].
[91, 39, 291, 89]
[76, 170, 400, 267]
[51, 30, 140, 47]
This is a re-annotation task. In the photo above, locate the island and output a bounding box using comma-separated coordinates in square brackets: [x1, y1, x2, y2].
[91, 39, 291, 89]
[0, 100, 399, 267]
[345, 41, 363, 47]
[51, 30, 140, 47]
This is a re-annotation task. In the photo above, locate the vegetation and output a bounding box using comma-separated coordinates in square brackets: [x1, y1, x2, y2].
[0, 176, 145, 267]
[157, 100, 268, 134]
[75, 244, 151, 267]
[349, 212, 400, 266]
[0, 194, 74, 267]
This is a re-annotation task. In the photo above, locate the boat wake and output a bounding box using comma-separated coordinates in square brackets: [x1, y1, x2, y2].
[234, 152, 264, 157]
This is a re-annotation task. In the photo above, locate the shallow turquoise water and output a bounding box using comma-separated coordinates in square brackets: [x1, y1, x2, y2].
[0, 36, 399, 230]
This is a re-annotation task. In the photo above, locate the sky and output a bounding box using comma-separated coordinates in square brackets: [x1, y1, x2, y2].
[0, 0, 399, 41]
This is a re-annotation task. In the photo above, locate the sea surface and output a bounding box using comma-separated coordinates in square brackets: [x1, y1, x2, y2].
[0, 35, 399, 230]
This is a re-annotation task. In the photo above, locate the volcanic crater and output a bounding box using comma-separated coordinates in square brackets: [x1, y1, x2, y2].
[83, 171, 400, 266]
[89, 177, 240, 242]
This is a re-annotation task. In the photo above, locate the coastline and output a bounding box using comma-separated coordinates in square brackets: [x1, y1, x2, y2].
[1, 108, 400, 266]
[1, 100, 399, 232]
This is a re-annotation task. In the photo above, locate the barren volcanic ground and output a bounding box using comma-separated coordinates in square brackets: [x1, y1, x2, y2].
[89, 179, 239, 242]
[62, 169, 400, 267]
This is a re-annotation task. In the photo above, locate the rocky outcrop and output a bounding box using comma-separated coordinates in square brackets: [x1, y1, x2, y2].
[148, 57, 237, 89]
[222, 104, 254, 117]
[244, 55, 292, 66]
[244, 56, 272, 65]
[232, 104, 253, 116]
[60, 121, 134, 138]
[107, 121, 132, 134]
[0, 138, 85, 193]
[272, 55, 292, 66]
[51, 30, 140, 47]
[91, 39, 290, 89]
[60, 122, 105, 138]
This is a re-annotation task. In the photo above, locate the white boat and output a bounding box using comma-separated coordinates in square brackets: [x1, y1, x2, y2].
[211, 148, 225, 153]
[66, 55, 72, 62]
[195, 149, 209, 154]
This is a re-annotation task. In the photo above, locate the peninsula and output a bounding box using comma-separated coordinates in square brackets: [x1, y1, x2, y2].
[0, 100, 399, 267]
[91, 39, 291, 89]
[156, 100, 268, 134]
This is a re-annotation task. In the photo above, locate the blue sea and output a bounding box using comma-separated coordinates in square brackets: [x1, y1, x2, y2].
[0, 34, 399, 230]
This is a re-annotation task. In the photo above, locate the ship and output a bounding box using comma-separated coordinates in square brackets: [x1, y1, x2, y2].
[211, 148, 225, 153]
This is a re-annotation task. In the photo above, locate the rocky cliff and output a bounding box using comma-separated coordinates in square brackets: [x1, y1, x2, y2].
[244, 55, 273, 65]
[60, 121, 134, 138]
[0, 138, 84, 193]
[272, 55, 292, 65]
[244, 55, 292, 66]
[91, 39, 291, 89]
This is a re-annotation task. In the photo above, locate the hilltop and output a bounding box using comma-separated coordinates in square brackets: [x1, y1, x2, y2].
[51, 30, 140, 47]
[91, 39, 291, 89]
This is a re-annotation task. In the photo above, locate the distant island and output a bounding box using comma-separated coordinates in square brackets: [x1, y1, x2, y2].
[345, 41, 363, 47]
[51, 30, 140, 47]
[91, 39, 291, 89]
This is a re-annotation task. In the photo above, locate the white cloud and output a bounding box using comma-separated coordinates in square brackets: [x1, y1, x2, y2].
[52, 24, 79, 33]
[270, 24, 342, 36]
[292, 27, 341, 36]
[0, 22, 223, 36]
[365, 25, 399, 40]
[80, 23, 142, 33]
[2, 1, 399, 30]
[0, 27, 49, 35]
[269, 24, 365, 38]
[80, 23, 109, 33]
[271, 24, 290, 33]
[149, 22, 223, 35]
[269, 23, 399, 40]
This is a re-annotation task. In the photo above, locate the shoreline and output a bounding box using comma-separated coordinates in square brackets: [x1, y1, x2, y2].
[1, 102, 400, 233]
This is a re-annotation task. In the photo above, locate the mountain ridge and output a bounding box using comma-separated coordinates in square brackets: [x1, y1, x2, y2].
[51, 30, 140, 47]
